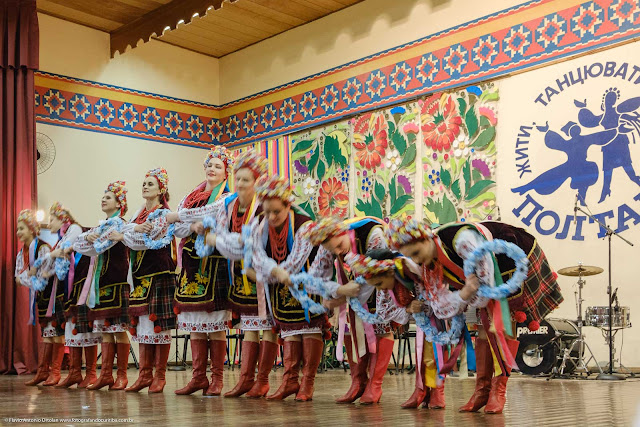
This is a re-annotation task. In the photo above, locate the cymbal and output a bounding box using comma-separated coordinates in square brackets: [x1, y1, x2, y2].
[557, 265, 604, 277]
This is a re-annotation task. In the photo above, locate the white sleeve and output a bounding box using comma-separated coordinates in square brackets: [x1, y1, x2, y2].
[376, 289, 410, 324]
[453, 228, 492, 308]
[174, 221, 192, 239]
[251, 220, 276, 283]
[177, 195, 227, 223]
[305, 246, 340, 298]
[215, 202, 244, 260]
[122, 216, 170, 251]
[73, 223, 119, 256]
[15, 250, 28, 286]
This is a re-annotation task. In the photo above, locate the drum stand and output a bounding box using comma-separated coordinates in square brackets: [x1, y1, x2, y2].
[575, 194, 633, 381]
[599, 323, 635, 378]
[553, 272, 602, 377]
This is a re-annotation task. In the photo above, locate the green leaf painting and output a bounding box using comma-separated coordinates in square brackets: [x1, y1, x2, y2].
[421, 83, 499, 225]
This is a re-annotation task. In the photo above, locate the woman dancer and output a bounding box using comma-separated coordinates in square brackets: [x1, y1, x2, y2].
[15, 209, 65, 386]
[248, 175, 328, 401]
[166, 147, 234, 396]
[74, 181, 131, 391]
[47, 202, 101, 388]
[205, 152, 275, 398]
[387, 219, 563, 414]
[109, 168, 177, 393]
[298, 216, 395, 405]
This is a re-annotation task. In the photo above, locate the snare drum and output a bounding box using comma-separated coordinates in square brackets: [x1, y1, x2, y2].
[585, 306, 631, 328]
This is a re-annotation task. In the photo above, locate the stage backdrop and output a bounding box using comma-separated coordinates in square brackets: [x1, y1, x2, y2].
[497, 40, 640, 366]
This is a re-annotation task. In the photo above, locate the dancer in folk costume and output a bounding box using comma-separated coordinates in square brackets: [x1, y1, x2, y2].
[15, 209, 66, 386]
[74, 181, 131, 391]
[247, 175, 330, 401]
[205, 152, 276, 398]
[300, 216, 396, 405]
[342, 250, 448, 409]
[108, 168, 177, 393]
[165, 147, 234, 396]
[387, 219, 563, 414]
[46, 202, 101, 388]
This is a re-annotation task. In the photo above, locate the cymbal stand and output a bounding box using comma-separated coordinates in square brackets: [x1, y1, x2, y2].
[555, 268, 602, 377]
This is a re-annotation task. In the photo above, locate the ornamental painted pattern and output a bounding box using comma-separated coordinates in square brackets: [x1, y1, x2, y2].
[290, 123, 352, 220]
[352, 103, 419, 220]
[34, 0, 640, 148]
[422, 83, 499, 224]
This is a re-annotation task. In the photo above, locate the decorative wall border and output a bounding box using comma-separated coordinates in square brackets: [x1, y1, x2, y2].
[35, 0, 640, 149]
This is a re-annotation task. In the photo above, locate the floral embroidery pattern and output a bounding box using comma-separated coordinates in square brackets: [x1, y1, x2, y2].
[353, 103, 418, 220]
[422, 83, 498, 224]
[290, 123, 351, 220]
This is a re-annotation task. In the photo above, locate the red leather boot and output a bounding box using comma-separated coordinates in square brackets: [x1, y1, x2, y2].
[149, 343, 171, 393]
[110, 342, 130, 390]
[428, 383, 446, 409]
[175, 339, 209, 395]
[295, 338, 324, 402]
[78, 345, 98, 388]
[87, 342, 115, 390]
[204, 340, 226, 396]
[25, 342, 52, 386]
[360, 337, 394, 404]
[125, 344, 154, 392]
[459, 338, 493, 412]
[246, 340, 278, 398]
[43, 342, 65, 386]
[266, 340, 302, 400]
[485, 338, 520, 414]
[335, 335, 369, 403]
[56, 346, 84, 388]
[401, 353, 428, 409]
[224, 340, 259, 397]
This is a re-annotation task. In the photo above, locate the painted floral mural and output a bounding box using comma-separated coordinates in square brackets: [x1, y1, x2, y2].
[421, 83, 499, 225]
[290, 123, 351, 220]
[352, 103, 418, 220]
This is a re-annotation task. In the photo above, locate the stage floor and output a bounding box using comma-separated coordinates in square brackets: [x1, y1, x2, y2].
[1, 369, 638, 426]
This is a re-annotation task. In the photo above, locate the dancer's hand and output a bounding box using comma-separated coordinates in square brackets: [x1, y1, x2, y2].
[272, 267, 290, 286]
[49, 248, 63, 259]
[245, 268, 257, 282]
[323, 297, 346, 310]
[134, 222, 153, 233]
[108, 231, 124, 242]
[28, 267, 37, 277]
[337, 281, 360, 297]
[406, 299, 423, 314]
[190, 221, 205, 235]
[205, 233, 217, 247]
[165, 212, 180, 224]
[86, 233, 99, 243]
[459, 273, 479, 301]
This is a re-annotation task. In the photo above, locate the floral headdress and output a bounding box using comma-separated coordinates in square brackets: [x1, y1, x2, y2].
[255, 175, 295, 204]
[146, 167, 169, 194]
[49, 201, 74, 224]
[106, 180, 128, 216]
[344, 253, 395, 279]
[205, 146, 234, 176]
[17, 209, 40, 235]
[301, 216, 348, 246]
[233, 151, 268, 180]
[387, 218, 433, 250]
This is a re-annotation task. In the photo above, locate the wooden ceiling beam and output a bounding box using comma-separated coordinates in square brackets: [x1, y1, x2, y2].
[110, 0, 236, 57]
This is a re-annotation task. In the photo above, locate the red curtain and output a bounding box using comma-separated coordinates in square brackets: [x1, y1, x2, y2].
[0, 0, 40, 374]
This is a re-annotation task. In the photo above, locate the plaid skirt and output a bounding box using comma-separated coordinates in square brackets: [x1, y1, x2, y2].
[88, 281, 130, 324]
[37, 278, 65, 337]
[129, 272, 177, 331]
[507, 240, 563, 322]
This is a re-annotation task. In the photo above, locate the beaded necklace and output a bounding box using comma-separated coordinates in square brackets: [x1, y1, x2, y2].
[269, 215, 290, 263]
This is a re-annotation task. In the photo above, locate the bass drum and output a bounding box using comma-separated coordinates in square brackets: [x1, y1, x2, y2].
[515, 318, 582, 375]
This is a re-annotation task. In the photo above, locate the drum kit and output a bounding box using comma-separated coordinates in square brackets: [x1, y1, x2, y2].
[516, 263, 634, 379]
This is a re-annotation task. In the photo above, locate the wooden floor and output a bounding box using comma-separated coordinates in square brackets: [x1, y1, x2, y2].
[1, 368, 638, 426]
